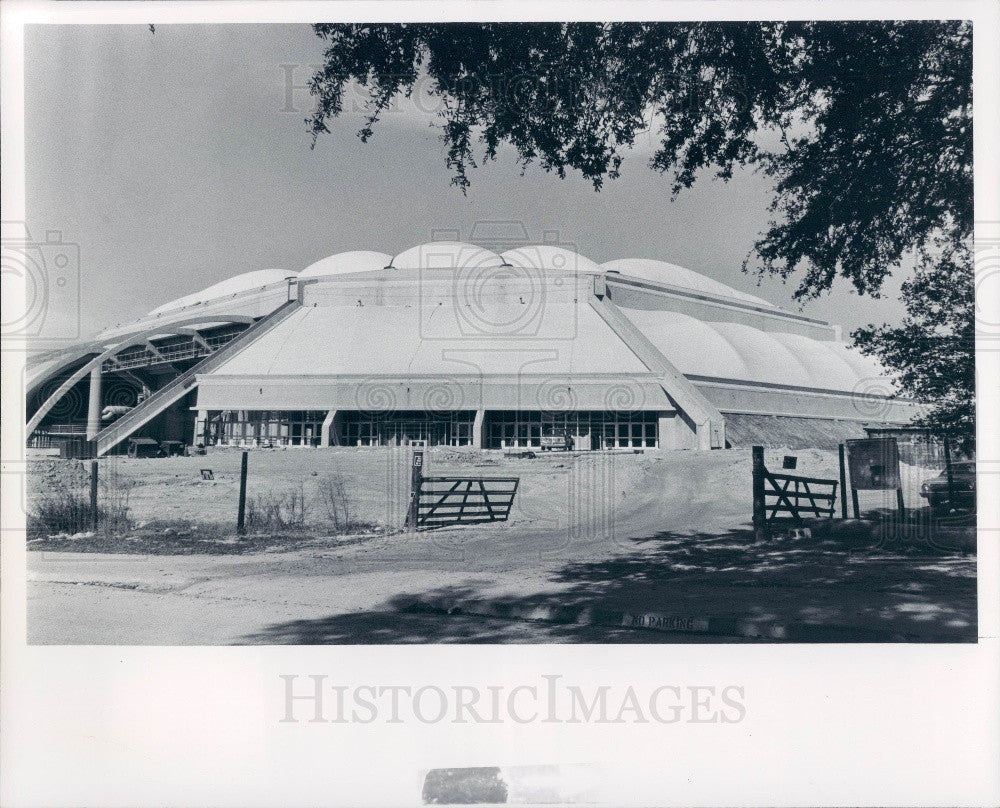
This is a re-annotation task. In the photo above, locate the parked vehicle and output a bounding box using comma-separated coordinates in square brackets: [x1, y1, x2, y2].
[920, 461, 976, 512]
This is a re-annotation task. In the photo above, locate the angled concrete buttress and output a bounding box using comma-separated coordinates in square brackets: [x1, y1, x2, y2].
[26, 314, 263, 435]
[92, 300, 302, 456]
[589, 276, 726, 449]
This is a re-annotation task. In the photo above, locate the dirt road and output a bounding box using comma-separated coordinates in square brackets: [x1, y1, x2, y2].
[26, 447, 975, 644]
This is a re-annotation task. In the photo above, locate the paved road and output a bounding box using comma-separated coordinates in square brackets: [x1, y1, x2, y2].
[27, 536, 976, 644]
[28, 579, 736, 644]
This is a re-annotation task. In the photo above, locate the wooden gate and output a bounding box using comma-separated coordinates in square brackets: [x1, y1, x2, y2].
[765, 472, 839, 520]
[411, 476, 520, 528]
[752, 446, 839, 540]
[405, 452, 519, 529]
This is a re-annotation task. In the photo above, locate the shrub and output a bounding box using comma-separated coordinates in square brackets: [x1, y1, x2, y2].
[100, 466, 135, 533]
[28, 463, 135, 538]
[29, 489, 95, 536]
[316, 473, 351, 531]
[244, 485, 308, 533]
[314, 473, 378, 535]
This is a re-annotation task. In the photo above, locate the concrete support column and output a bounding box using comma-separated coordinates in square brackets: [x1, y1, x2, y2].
[320, 410, 337, 447]
[657, 412, 673, 450]
[195, 409, 208, 446]
[675, 411, 699, 450]
[86, 368, 102, 440]
[696, 418, 725, 450]
[709, 420, 726, 450]
[472, 410, 486, 449]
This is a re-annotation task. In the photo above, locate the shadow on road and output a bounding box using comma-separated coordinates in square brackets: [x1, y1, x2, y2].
[244, 527, 977, 644]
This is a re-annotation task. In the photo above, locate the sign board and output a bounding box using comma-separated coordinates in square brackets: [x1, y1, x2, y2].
[782, 455, 798, 470]
[845, 438, 901, 490]
[621, 613, 711, 633]
[411, 451, 425, 486]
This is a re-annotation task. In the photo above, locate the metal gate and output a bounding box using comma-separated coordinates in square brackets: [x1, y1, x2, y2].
[404, 451, 519, 529]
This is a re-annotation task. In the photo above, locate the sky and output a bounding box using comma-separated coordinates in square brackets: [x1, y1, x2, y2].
[25, 23, 908, 342]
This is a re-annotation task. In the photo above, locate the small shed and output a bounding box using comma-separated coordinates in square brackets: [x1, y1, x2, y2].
[127, 437, 161, 458]
[159, 440, 186, 457]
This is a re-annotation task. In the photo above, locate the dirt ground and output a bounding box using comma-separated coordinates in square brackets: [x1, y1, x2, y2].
[25, 446, 977, 644]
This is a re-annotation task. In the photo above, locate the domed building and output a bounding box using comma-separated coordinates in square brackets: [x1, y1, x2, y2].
[26, 242, 920, 455]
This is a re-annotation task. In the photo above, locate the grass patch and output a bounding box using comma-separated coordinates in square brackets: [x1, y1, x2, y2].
[27, 519, 388, 555]
[28, 466, 382, 554]
[27, 465, 134, 539]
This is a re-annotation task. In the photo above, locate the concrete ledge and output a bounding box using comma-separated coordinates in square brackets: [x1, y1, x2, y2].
[797, 517, 977, 553]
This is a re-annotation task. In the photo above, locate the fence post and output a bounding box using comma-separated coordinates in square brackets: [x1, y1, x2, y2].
[236, 450, 249, 535]
[838, 443, 848, 519]
[89, 459, 99, 530]
[752, 446, 768, 542]
[405, 451, 424, 529]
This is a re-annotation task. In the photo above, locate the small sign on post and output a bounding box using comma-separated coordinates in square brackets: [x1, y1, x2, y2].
[845, 438, 904, 518]
[405, 451, 424, 529]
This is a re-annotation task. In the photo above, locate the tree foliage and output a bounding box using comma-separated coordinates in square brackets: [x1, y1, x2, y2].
[853, 242, 976, 450]
[308, 21, 974, 444]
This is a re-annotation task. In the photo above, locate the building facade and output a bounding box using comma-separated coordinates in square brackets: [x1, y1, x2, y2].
[26, 242, 921, 455]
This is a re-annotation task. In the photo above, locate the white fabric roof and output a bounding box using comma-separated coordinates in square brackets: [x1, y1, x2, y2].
[390, 241, 504, 270]
[139, 244, 775, 326]
[201, 272, 883, 395]
[300, 251, 392, 278]
[113, 243, 878, 398]
[622, 308, 884, 391]
[208, 289, 650, 378]
[602, 258, 775, 308]
[501, 245, 600, 274]
[148, 268, 294, 316]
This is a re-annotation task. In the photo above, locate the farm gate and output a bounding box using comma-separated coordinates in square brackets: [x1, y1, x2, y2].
[405, 451, 520, 529]
[752, 446, 839, 540]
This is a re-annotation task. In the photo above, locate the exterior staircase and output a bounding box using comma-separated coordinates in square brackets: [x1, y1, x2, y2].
[94, 300, 300, 456]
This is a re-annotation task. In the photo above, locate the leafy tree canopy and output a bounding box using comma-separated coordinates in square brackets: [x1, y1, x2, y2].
[308, 21, 974, 445]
